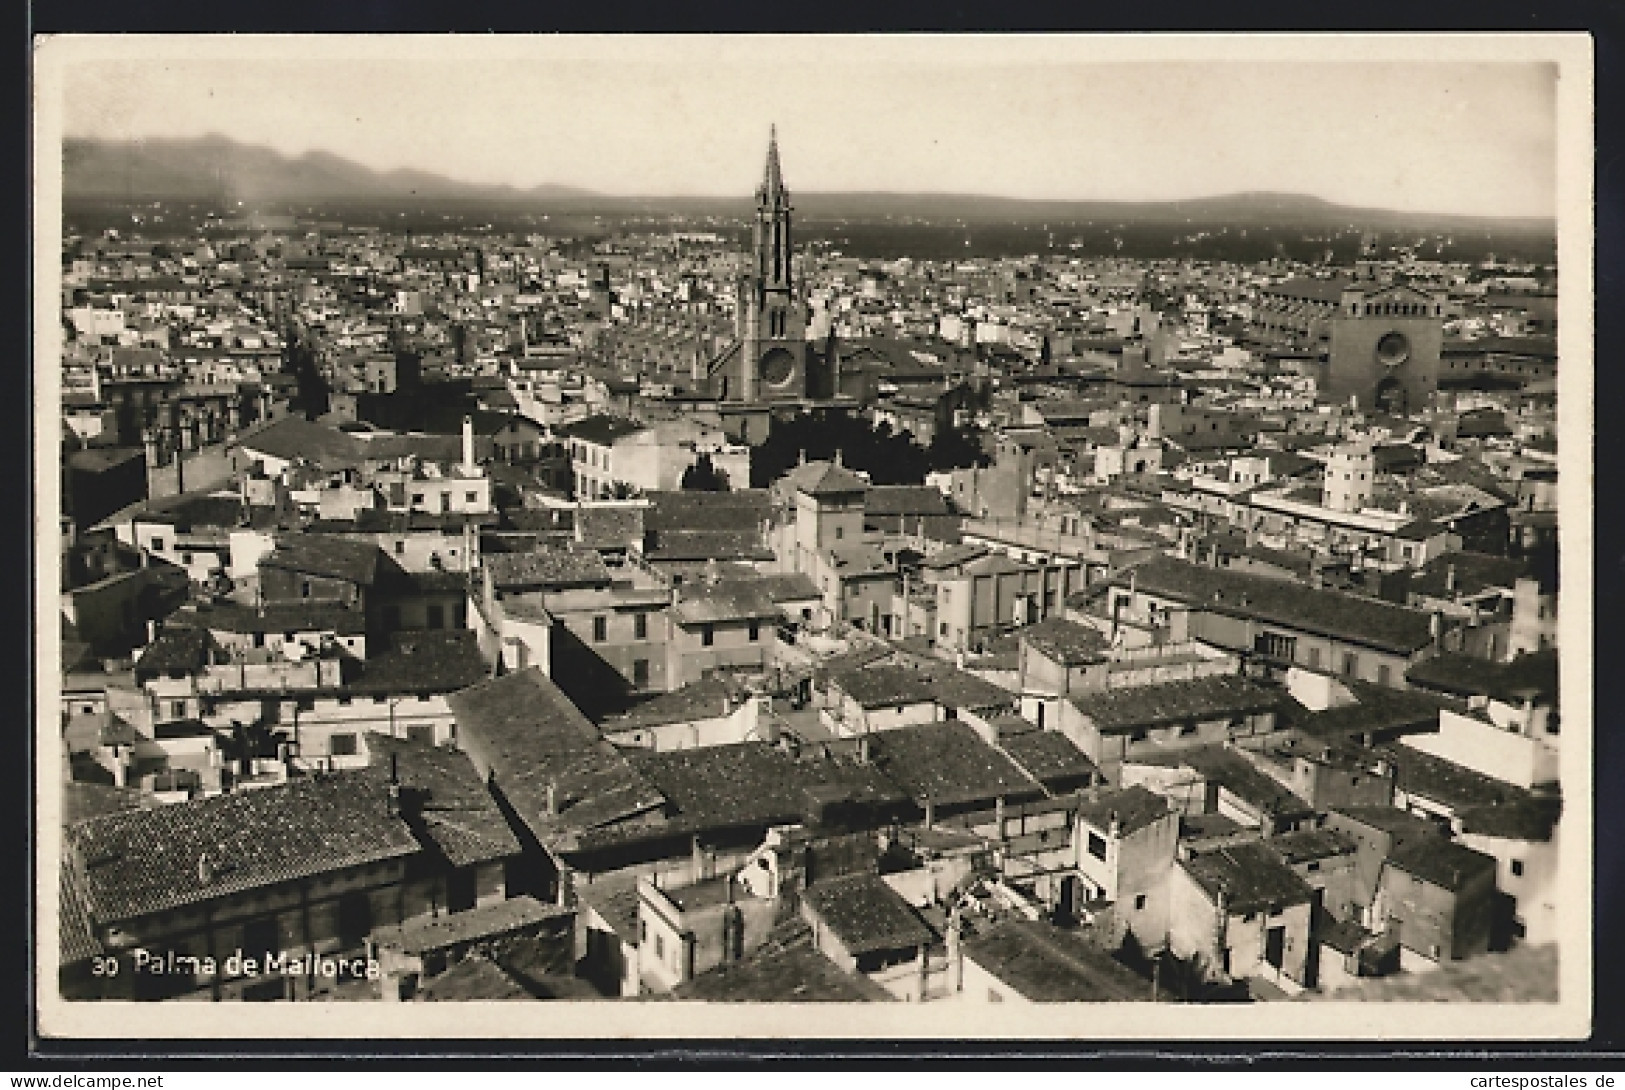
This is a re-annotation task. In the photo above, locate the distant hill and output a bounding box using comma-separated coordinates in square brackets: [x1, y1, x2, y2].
[62, 134, 594, 207]
[60, 134, 1554, 238]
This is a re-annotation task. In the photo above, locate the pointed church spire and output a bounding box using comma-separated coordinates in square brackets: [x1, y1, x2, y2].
[759, 124, 786, 204]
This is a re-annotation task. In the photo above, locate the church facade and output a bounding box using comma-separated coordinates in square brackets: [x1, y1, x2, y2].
[701, 128, 839, 405]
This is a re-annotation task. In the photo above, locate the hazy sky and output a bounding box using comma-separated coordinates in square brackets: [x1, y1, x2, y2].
[53, 37, 1562, 217]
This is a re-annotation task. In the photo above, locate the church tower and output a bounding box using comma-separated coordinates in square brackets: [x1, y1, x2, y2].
[737, 125, 809, 401]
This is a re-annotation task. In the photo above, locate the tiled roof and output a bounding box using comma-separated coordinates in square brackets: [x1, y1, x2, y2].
[962, 917, 1155, 1002]
[645, 490, 771, 532]
[864, 485, 951, 518]
[1379, 744, 1561, 841]
[626, 742, 909, 835]
[370, 895, 568, 956]
[645, 530, 775, 562]
[672, 917, 894, 1002]
[905, 659, 1020, 712]
[780, 459, 868, 498]
[1279, 682, 1449, 741]
[364, 733, 520, 867]
[574, 505, 644, 550]
[712, 573, 822, 604]
[348, 631, 489, 696]
[919, 542, 991, 571]
[1259, 277, 1353, 306]
[67, 771, 419, 924]
[572, 872, 642, 943]
[826, 542, 893, 579]
[415, 954, 532, 1001]
[60, 858, 104, 965]
[1264, 827, 1359, 866]
[134, 626, 219, 676]
[1138, 744, 1311, 818]
[1120, 557, 1437, 655]
[557, 414, 646, 445]
[184, 600, 367, 637]
[1067, 674, 1281, 734]
[1074, 785, 1173, 838]
[802, 872, 938, 955]
[1386, 837, 1498, 892]
[237, 416, 366, 469]
[1180, 841, 1315, 915]
[602, 675, 740, 731]
[62, 782, 157, 827]
[1405, 649, 1558, 706]
[1018, 616, 1110, 667]
[866, 721, 1040, 808]
[1326, 804, 1448, 843]
[828, 664, 938, 710]
[447, 668, 666, 853]
[261, 534, 383, 587]
[487, 547, 611, 591]
[671, 583, 779, 625]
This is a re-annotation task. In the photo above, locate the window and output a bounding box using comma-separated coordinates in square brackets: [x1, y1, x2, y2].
[1087, 832, 1107, 861]
[1306, 646, 1321, 669]
[593, 616, 607, 642]
[634, 613, 648, 640]
[640, 919, 647, 943]
[465, 491, 477, 504]
[252, 632, 266, 649]
[427, 604, 445, 629]
[1342, 652, 1358, 678]
[301, 580, 312, 599]
[170, 700, 187, 719]
[394, 540, 406, 555]
[181, 552, 193, 565]
[1254, 631, 1297, 660]
[633, 659, 650, 688]
[1129, 728, 1149, 744]
[1134, 894, 1147, 911]
[1307, 861, 1320, 873]
[151, 537, 165, 552]
[1178, 723, 1198, 737]
[407, 724, 435, 745]
[412, 493, 425, 506]
[1376, 664, 1392, 687]
[701, 625, 714, 647]
[834, 526, 844, 540]
[329, 732, 358, 757]
[654, 934, 664, 961]
[1511, 860, 1525, 877]
[748, 620, 760, 642]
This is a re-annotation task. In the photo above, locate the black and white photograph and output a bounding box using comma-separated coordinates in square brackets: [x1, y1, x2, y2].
[31, 33, 1593, 1040]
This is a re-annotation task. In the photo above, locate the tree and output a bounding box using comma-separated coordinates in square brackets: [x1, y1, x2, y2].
[681, 454, 730, 492]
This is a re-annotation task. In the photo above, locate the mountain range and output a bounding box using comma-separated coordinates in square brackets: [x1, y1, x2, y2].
[61, 134, 1554, 235]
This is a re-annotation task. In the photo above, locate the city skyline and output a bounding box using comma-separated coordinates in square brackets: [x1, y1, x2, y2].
[53, 36, 1560, 218]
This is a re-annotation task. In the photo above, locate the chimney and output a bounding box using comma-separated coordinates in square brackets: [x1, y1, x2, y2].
[995, 796, 1007, 839]
[387, 751, 401, 816]
[462, 414, 476, 475]
[833, 448, 843, 467]
[1445, 564, 1457, 594]
[545, 781, 559, 816]
[1108, 809, 1121, 840]
[923, 796, 936, 829]
[857, 733, 872, 764]
[197, 852, 213, 886]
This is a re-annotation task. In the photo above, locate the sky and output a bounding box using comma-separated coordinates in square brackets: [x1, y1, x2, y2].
[51, 36, 1564, 218]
